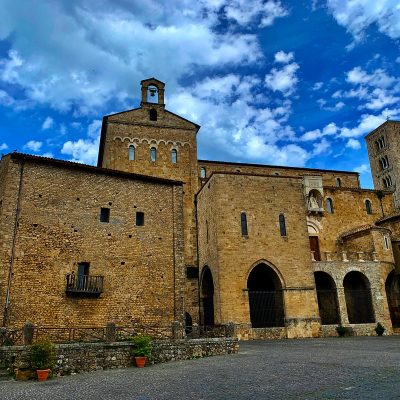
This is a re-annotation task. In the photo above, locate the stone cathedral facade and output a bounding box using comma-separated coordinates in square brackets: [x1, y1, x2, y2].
[0, 78, 399, 339]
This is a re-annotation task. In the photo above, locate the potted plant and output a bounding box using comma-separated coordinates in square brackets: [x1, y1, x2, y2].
[130, 334, 152, 368]
[30, 336, 55, 381]
[375, 322, 385, 336]
[336, 325, 349, 337]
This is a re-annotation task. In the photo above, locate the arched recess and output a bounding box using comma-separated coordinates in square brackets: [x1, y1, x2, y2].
[200, 266, 214, 326]
[314, 272, 340, 324]
[385, 270, 400, 328]
[247, 262, 284, 328]
[344, 271, 375, 324]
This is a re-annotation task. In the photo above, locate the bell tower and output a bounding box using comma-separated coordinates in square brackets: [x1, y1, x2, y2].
[140, 78, 165, 108]
[97, 78, 201, 324]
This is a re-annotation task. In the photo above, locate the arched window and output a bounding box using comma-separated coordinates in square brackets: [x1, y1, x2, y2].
[279, 213, 287, 236]
[171, 149, 177, 164]
[128, 145, 135, 161]
[150, 147, 157, 162]
[365, 199, 372, 215]
[326, 198, 334, 214]
[241, 212, 248, 236]
[149, 108, 157, 121]
[336, 178, 342, 187]
[200, 167, 206, 179]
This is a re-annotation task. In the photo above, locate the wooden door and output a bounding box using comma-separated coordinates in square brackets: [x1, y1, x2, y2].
[309, 236, 321, 261]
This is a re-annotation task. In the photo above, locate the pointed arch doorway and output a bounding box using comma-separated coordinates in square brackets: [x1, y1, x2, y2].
[247, 263, 285, 328]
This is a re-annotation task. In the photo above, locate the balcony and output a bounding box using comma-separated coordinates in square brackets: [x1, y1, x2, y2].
[65, 274, 104, 297]
[311, 251, 378, 263]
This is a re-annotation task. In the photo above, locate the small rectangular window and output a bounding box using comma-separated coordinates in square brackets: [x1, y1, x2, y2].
[100, 207, 110, 223]
[136, 212, 145, 226]
[384, 236, 390, 250]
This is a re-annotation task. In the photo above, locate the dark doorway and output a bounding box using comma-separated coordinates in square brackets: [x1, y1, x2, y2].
[314, 272, 340, 324]
[309, 236, 321, 261]
[77, 262, 89, 290]
[385, 270, 400, 328]
[344, 271, 375, 323]
[201, 267, 214, 326]
[247, 263, 284, 328]
[185, 312, 193, 334]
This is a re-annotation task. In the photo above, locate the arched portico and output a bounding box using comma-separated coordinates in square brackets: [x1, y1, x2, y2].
[247, 262, 285, 328]
[385, 270, 400, 328]
[314, 271, 340, 325]
[344, 271, 375, 324]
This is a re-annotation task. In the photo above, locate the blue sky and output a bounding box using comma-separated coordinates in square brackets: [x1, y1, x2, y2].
[0, 0, 399, 188]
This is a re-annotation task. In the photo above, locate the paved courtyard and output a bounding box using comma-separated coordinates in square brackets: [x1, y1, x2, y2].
[1, 337, 400, 399]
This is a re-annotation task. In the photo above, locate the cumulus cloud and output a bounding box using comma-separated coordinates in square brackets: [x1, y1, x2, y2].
[61, 119, 102, 164]
[0, 0, 290, 115]
[346, 138, 361, 150]
[24, 140, 42, 152]
[264, 62, 299, 96]
[41, 116, 54, 130]
[300, 122, 338, 141]
[353, 163, 370, 174]
[168, 73, 310, 166]
[327, 0, 400, 42]
[274, 51, 294, 64]
[0, 143, 8, 151]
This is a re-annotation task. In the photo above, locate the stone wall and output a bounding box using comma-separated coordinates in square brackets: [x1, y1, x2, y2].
[0, 338, 239, 376]
[0, 154, 184, 328]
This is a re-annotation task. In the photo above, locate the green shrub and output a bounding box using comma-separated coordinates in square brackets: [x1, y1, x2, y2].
[130, 334, 152, 358]
[30, 336, 56, 370]
[336, 325, 349, 337]
[375, 322, 385, 336]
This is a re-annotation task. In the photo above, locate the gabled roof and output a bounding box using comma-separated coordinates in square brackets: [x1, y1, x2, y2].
[5, 152, 182, 185]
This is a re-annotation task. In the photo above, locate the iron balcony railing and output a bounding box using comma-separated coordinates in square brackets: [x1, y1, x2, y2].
[65, 274, 104, 296]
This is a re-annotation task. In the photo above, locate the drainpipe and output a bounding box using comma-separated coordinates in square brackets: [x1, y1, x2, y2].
[3, 157, 25, 327]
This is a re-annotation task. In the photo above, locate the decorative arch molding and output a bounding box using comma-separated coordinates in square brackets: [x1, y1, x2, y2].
[113, 136, 191, 148]
[307, 217, 322, 235]
[246, 259, 286, 289]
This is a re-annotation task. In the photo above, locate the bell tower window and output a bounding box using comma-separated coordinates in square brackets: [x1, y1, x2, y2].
[149, 108, 157, 121]
[128, 145, 135, 161]
[150, 147, 157, 162]
[171, 149, 177, 164]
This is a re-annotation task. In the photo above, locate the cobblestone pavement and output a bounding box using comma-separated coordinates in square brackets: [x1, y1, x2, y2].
[1, 337, 400, 400]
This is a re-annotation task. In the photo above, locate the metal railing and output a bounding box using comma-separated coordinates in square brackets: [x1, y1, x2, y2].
[65, 274, 104, 295]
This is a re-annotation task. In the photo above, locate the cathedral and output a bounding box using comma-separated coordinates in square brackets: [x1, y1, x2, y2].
[0, 78, 399, 339]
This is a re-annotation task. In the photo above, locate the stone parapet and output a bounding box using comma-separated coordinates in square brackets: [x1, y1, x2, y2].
[0, 338, 239, 377]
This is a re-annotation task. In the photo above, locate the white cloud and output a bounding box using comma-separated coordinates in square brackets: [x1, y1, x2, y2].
[0, 143, 8, 151]
[346, 67, 396, 88]
[274, 51, 294, 64]
[327, 0, 400, 42]
[224, 0, 288, 27]
[61, 119, 102, 164]
[264, 62, 299, 96]
[167, 73, 310, 166]
[41, 116, 54, 130]
[354, 163, 370, 174]
[300, 122, 338, 141]
[0, 0, 288, 114]
[346, 138, 361, 150]
[312, 82, 323, 91]
[312, 138, 331, 156]
[24, 140, 42, 152]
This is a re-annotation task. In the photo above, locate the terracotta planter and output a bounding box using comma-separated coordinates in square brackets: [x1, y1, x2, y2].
[36, 369, 51, 381]
[134, 357, 146, 368]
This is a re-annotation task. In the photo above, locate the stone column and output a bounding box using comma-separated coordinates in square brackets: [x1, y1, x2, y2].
[336, 287, 349, 324]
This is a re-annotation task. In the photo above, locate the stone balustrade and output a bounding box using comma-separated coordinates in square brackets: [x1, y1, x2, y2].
[311, 251, 378, 262]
